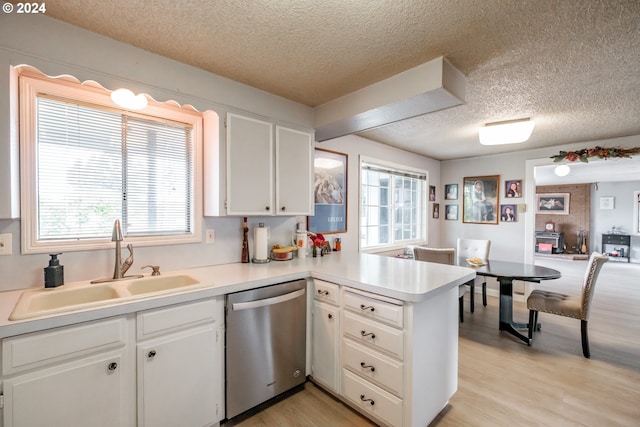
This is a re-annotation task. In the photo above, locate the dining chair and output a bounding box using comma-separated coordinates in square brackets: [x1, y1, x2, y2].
[413, 247, 466, 322]
[526, 252, 608, 358]
[456, 238, 491, 312]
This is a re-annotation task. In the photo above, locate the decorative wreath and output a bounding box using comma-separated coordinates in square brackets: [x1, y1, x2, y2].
[550, 146, 640, 163]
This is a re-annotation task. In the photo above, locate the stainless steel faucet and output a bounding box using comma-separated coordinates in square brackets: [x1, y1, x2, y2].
[91, 219, 143, 283]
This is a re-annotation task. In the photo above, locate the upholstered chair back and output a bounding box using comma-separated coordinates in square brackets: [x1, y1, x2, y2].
[456, 238, 491, 260]
[580, 252, 609, 320]
[413, 247, 456, 265]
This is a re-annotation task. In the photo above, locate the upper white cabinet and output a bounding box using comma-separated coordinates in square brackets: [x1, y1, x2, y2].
[275, 126, 313, 215]
[226, 113, 313, 216]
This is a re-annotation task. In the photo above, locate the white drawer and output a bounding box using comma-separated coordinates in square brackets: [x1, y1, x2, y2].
[344, 290, 403, 329]
[342, 369, 403, 427]
[313, 279, 340, 305]
[2, 316, 130, 375]
[137, 298, 219, 340]
[343, 339, 403, 398]
[343, 311, 404, 360]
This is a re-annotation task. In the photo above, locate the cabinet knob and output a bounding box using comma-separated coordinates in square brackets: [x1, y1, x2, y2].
[328, 313, 333, 319]
[148, 350, 157, 359]
[360, 362, 376, 372]
[360, 394, 375, 406]
[281, 206, 286, 211]
[107, 362, 118, 371]
[265, 206, 270, 211]
[360, 330, 376, 339]
[360, 304, 375, 312]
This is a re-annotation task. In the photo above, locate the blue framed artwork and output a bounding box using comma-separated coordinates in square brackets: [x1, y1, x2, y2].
[308, 148, 347, 234]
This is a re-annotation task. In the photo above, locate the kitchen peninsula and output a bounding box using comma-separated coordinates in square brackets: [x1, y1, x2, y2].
[0, 253, 474, 427]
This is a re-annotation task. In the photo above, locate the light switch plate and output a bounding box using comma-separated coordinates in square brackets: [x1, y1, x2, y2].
[0, 233, 12, 255]
[206, 229, 215, 244]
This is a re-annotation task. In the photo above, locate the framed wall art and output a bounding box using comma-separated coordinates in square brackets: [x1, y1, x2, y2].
[308, 148, 348, 233]
[433, 203, 440, 219]
[445, 204, 458, 220]
[500, 204, 517, 222]
[445, 184, 458, 200]
[505, 179, 522, 198]
[536, 193, 570, 215]
[600, 196, 614, 210]
[462, 175, 500, 224]
[429, 185, 436, 201]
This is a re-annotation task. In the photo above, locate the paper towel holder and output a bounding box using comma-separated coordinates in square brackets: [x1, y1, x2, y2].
[252, 223, 271, 263]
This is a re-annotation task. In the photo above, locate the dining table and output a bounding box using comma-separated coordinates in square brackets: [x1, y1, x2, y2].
[457, 257, 562, 344]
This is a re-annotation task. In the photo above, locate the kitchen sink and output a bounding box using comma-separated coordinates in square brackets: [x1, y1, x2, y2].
[9, 284, 125, 321]
[9, 274, 202, 321]
[125, 274, 200, 295]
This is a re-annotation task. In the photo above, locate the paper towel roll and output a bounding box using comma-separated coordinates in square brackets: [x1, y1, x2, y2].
[296, 232, 307, 258]
[254, 226, 269, 262]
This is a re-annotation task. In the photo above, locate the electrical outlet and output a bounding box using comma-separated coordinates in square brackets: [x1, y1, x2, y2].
[0, 233, 12, 255]
[206, 229, 215, 244]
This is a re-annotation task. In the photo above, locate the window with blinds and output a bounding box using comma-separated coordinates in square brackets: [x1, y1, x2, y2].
[19, 71, 202, 253]
[360, 160, 428, 249]
[37, 96, 193, 240]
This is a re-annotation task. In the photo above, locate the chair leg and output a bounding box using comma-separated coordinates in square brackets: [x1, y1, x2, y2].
[527, 310, 536, 345]
[482, 281, 487, 306]
[581, 320, 590, 358]
[534, 311, 540, 331]
[468, 282, 475, 313]
[459, 295, 464, 323]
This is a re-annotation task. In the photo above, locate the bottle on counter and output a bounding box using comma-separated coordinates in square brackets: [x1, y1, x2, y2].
[44, 253, 64, 288]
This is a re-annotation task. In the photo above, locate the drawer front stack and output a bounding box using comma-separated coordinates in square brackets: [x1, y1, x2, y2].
[341, 288, 405, 426]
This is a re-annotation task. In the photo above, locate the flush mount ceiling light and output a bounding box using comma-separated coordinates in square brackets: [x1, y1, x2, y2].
[554, 164, 571, 176]
[478, 118, 535, 145]
[110, 88, 148, 110]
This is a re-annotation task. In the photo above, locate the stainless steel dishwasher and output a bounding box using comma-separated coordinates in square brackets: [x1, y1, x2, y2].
[225, 279, 307, 419]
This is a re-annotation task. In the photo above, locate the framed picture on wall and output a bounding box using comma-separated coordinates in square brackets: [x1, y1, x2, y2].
[433, 203, 440, 219]
[445, 184, 458, 200]
[536, 193, 570, 215]
[445, 204, 458, 220]
[308, 148, 347, 233]
[500, 204, 517, 222]
[462, 175, 500, 224]
[505, 179, 522, 198]
[429, 185, 436, 201]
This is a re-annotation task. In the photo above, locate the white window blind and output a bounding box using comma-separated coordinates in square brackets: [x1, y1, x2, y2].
[36, 96, 193, 241]
[360, 161, 427, 249]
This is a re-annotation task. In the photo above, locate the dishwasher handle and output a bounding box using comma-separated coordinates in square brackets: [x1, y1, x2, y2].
[232, 288, 306, 311]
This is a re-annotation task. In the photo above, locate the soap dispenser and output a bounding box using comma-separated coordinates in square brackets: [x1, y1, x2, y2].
[44, 253, 64, 288]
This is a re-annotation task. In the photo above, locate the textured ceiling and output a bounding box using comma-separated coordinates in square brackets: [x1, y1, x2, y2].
[35, 0, 640, 161]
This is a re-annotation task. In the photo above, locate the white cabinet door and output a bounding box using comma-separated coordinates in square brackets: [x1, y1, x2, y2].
[3, 351, 132, 427]
[311, 300, 339, 392]
[226, 113, 273, 215]
[137, 324, 220, 427]
[275, 126, 313, 215]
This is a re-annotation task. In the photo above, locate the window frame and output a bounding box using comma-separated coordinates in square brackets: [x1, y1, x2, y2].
[19, 70, 203, 254]
[359, 156, 429, 252]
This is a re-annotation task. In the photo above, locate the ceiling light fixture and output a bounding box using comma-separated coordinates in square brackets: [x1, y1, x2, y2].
[478, 118, 535, 145]
[554, 164, 571, 176]
[110, 88, 148, 110]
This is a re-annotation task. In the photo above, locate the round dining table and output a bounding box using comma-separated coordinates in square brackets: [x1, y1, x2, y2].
[457, 257, 562, 344]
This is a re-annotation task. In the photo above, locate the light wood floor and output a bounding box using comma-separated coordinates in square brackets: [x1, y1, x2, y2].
[229, 258, 640, 426]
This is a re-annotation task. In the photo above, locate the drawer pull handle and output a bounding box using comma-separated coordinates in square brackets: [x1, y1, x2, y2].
[360, 330, 376, 339]
[360, 304, 375, 312]
[317, 290, 329, 296]
[360, 394, 375, 406]
[328, 313, 333, 319]
[107, 362, 118, 371]
[360, 362, 376, 372]
[148, 350, 157, 359]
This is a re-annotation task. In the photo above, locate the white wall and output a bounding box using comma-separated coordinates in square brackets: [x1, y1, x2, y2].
[591, 181, 640, 260]
[318, 135, 441, 256]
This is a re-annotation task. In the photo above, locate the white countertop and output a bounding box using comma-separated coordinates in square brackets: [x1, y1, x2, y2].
[0, 252, 475, 338]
